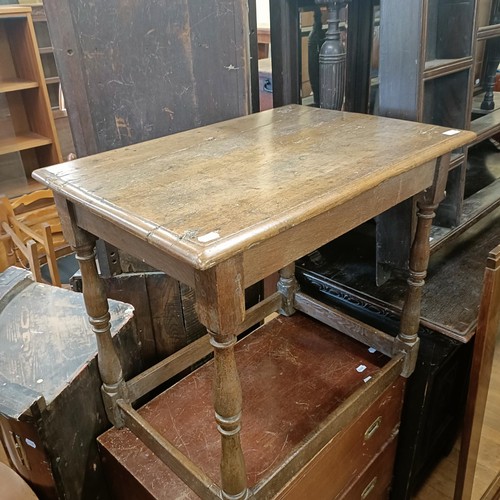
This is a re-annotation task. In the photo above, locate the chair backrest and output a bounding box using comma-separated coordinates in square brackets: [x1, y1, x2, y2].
[454, 243, 500, 499]
[0, 189, 67, 287]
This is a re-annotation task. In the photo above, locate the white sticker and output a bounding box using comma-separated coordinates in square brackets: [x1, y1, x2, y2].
[25, 438, 36, 449]
[356, 364, 367, 373]
[36, 379, 43, 384]
[368, 347, 376, 353]
[442, 129, 460, 136]
[197, 231, 220, 243]
[364, 376, 372, 383]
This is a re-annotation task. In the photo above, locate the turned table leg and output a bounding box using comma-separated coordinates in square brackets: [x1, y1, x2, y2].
[195, 258, 248, 499]
[73, 230, 128, 426]
[396, 154, 450, 376]
[278, 263, 299, 316]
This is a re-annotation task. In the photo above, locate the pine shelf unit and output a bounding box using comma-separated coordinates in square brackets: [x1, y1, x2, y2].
[0, 5, 62, 198]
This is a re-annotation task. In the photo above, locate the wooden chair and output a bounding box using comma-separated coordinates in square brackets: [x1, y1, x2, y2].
[454, 243, 500, 499]
[0, 189, 71, 287]
[0, 463, 38, 500]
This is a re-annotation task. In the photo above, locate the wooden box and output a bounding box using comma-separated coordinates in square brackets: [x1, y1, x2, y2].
[98, 313, 405, 499]
[0, 267, 141, 499]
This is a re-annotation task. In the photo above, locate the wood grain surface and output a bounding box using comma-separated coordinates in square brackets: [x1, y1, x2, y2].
[33, 105, 475, 272]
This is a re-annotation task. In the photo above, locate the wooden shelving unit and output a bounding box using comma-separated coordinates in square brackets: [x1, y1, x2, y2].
[376, 0, 500, 277]
[0, 5, 62, 197]
[29, 3, 61, 112]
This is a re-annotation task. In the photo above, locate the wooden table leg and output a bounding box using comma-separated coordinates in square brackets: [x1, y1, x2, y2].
[73, 229, 128, 427]
[278, 263, 299, 316]
[396, 154, 450, 376]
[195, 258, 248, 499]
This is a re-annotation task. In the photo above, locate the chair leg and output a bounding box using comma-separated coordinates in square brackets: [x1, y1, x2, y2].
[26, 239, 43, 283]
[42, 223, 61, 287]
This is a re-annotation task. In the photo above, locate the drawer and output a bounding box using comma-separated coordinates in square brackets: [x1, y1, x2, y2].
[339, 435, 398, 500]
[277, 377, 405, 499]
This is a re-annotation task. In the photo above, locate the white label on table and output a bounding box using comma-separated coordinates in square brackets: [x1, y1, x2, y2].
[198, 231, 220, 243]
[356, 364, 367, 373]
[368, 347, 376, 353]
[364, 376, 372, 383]
[442, 129, 460, 136]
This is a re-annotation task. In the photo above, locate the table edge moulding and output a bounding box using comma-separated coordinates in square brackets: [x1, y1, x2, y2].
[32, 105, 475, 499]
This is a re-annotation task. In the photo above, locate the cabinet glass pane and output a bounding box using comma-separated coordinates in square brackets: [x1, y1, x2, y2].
[423, 70, 470, 128]
[426, 0, 475, 60]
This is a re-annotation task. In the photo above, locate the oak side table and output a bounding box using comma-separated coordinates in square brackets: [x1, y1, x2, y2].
[33, 105, 475, 499]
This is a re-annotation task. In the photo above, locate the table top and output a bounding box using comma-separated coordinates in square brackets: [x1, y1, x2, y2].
[33, 105, 475, 271]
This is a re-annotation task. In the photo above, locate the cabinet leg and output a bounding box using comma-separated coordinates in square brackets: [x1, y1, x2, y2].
[74, 232, 128, 427]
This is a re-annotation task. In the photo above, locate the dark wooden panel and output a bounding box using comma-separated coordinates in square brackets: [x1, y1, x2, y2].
[345, 0, 375, 113]
[270, 0, 300, 107]
[44, 0, 250, 157]
[378, 0, 423, 120]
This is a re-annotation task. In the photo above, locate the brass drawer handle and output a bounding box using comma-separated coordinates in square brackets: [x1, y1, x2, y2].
[361, 476, 377, 499]
[364, 416, 382, 441]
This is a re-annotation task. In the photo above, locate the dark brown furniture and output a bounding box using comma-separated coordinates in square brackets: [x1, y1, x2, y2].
[33, 105, 474, 498]
[0, 266, 141, 499]
[297, 206, 500, 498]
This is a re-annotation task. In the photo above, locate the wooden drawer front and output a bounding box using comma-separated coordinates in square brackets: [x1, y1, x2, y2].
[339, 436, 398, 500]
[0, 415, 56, 499]
[277, 377, 405, 499]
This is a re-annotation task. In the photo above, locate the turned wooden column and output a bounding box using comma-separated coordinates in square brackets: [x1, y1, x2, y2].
[278, 263, 299, 316]
[51, 193, 128, 426]
[316, 0, 350, 110]
[195, 258, 248, 500]
[74, 231, 128, 426]
[396, 154, 450, 376]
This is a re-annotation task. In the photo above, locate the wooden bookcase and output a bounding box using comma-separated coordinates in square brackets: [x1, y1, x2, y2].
[377, 0, 500, 276]
[30, 3, 61, 114]
[0, 5, 61, 198]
